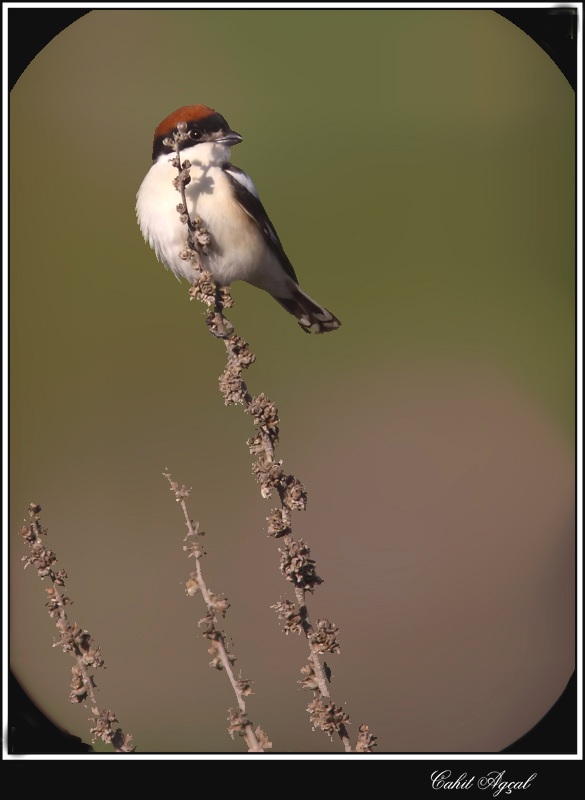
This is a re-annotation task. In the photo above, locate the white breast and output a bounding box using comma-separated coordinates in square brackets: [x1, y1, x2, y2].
[136, 144, 266, 286]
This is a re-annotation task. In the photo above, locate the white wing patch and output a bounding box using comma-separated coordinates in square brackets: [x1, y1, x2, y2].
[224, 166, 282, 249]
[225, 167, 260, 199]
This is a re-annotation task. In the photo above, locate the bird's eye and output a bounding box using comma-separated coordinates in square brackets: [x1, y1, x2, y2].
[189, 129, 201, 140]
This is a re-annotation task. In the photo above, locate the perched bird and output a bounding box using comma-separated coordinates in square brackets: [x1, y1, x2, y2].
[136, 105, 341, 334]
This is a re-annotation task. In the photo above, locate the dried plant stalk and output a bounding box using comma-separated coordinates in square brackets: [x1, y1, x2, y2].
[167, 128, 376, 753]
[164, 473, 271, 753]
[18, 503, 135, 753]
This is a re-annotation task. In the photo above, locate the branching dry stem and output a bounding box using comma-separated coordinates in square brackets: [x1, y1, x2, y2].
[166, 124, 376, 753]
[18, 503, 135, 753]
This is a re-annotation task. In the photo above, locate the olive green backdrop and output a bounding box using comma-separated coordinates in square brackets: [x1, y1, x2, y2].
[10, 9, 575, 754]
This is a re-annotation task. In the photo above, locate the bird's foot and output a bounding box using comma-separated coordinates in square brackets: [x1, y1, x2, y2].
[206, 309, 235, 339]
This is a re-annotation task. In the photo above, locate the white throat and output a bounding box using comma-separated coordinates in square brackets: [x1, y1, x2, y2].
[157, 141, 232, 170]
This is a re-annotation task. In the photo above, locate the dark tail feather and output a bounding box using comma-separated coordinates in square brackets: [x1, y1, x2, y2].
[274, 286, 341, 334]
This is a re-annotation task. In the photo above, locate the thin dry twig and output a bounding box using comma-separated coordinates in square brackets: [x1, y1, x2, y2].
[164, 473, 271, 753]
[166, 126, 376, 753]
[18, 503, 135, 753]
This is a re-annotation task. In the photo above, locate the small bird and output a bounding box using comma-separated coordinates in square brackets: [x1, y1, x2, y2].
[136, 105, 341, 333]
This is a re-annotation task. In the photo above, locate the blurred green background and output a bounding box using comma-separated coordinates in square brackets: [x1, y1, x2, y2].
[11, 10, 574, 754]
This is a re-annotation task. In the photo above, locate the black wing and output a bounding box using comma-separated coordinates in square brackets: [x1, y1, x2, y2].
[223, 163, 299, 285]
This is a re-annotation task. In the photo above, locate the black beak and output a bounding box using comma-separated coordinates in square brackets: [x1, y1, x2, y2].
[215, 130, 243, 146]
